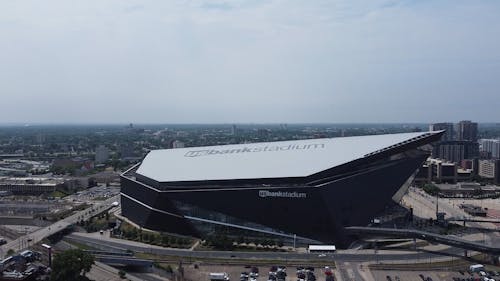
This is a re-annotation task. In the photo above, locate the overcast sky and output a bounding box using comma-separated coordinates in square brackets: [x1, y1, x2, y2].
[1, 0, 499, 124]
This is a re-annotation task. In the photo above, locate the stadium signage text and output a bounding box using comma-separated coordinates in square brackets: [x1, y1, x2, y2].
[184, 143, 325, 157]
[258, 190, 307, 199]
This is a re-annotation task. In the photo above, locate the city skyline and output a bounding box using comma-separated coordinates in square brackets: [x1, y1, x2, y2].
[1, 1, 500, 123]
[1, 1, 500, 277]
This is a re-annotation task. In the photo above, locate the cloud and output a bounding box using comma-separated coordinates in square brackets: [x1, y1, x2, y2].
[0, 0, 499, 123]
[201, 2, 233, 11]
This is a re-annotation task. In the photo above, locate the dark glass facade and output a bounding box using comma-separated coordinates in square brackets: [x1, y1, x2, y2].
[120, 132, 442, 248]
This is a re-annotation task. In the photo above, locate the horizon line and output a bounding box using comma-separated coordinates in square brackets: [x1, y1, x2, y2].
[0, 121, 499, 126]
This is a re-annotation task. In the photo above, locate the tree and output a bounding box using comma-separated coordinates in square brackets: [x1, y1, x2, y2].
[423, 183, 440, 196]
[161, 235, 170, 246]
[118, 270, 127, 279]
[51, 249, 94, 281]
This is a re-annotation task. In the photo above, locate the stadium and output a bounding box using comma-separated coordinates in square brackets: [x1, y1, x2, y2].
[120, 131, 443, 247]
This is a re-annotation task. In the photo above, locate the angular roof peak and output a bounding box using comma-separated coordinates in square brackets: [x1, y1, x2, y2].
[136, 131, 442, 183]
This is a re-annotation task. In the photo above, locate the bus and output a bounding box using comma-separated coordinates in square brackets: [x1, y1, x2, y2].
[209, 272, 230, 281]
[308, 245, 336, 254]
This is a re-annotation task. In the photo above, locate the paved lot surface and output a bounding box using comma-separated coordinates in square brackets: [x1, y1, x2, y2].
[488, 209, 500, 227]
[372, 270, 500, 281]
[339, 262, 366, 281]
[403, 187, 500, 247]
[182, 264, 335, 281]
[64, 185, 120, 204]
[403, 187, 500, 225]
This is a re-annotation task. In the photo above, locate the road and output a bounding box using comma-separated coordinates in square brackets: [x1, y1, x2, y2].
[87, 261, 144, 281]
[66, 232, 467, 263]
[0, 195, 119, 258]
[345, 226, 500, 255]
[338, 261, 364, 281]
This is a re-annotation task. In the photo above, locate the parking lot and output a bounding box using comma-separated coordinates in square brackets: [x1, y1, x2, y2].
[372, 269, 500, 281]
[182, 264, 336, 281]
[64, 184, 120, 203]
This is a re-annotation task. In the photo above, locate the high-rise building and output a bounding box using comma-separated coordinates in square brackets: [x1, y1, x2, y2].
[95, 145, 110, 164]
[432, 141, 479, 163]
[171, 140, 185, 149]
[456, 120, 478, 142]
[479, 139, 500, 159]
[36, 133, 45, 145]
[120, 144, 135, 159]
[429, 123, 454, 141]
[478, 159, 500, 184]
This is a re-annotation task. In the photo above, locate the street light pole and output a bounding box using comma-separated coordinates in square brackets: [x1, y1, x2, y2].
[435, 192, 439, 220]
[25, 227, 29, 248]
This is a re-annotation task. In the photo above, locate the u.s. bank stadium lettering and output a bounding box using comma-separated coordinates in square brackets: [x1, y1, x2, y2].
[258, 190, 307, 199]
[184, 143, 325, 157]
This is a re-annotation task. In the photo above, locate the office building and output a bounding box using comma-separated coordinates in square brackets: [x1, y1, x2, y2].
[478, 159, 500, 184]
[428, 158, 457, 183]
[432, 141, 479, 163]
[0, 177, 64, 195]
[171, 140, 185, 149]
[456, 121, 478, 142]
[95, 145, 110, 164]
[429, 123, 454, 141]
[479, 139, 500, 159]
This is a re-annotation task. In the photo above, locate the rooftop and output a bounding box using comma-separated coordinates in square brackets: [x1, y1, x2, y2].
[136, 131, 442, 183]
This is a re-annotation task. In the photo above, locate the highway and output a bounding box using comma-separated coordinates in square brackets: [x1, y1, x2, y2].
[0, 195, 119, 258]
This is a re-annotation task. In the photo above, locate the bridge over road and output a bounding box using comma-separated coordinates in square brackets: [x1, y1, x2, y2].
[0, 195, 119, 258]
[345, 226, 500, 255]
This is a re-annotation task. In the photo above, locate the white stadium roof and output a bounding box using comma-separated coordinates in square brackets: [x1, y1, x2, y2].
[136, 131, 439, 183]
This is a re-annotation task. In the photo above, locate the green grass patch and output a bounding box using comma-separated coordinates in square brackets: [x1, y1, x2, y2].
[78, 212, 115, 232]
[113, 221, 194, 249]
[51, 190, 69, 198]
